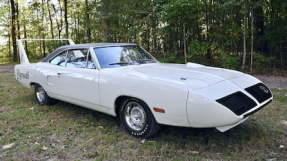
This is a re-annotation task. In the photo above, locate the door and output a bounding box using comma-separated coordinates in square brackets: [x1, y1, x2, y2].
[45, 50, 68, 96]
[46, 48, 100, 106]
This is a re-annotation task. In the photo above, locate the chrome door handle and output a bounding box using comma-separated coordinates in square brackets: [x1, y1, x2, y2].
[46, 74, 57, 79]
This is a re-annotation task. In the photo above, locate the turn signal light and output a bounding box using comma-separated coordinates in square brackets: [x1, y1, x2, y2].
[153, 107, 165, 113]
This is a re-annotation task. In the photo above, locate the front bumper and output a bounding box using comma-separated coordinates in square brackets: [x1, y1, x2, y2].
[186, 76, 273, 131]
[216, 98, 272, 132]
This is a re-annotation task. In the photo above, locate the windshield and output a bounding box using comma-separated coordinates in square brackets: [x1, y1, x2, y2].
[94, 45, 157, 68]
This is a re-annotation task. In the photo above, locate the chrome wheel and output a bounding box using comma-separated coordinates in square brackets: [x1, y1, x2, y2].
[36, 86, 46, 103]
[124, 101, 147, 131]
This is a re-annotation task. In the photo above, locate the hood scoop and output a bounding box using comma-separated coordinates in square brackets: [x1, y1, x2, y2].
[180, 77, 187, 81]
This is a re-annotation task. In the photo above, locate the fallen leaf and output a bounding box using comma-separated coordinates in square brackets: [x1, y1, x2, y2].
[2, 143, 15, 150]
[281, 120, 287, 126]
[141, 139, 146, 144]
[190, 151, 199, 154]
[42, 146, 48, 150]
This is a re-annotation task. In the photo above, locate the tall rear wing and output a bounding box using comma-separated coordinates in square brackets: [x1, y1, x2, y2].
[17, 39, 75, 64]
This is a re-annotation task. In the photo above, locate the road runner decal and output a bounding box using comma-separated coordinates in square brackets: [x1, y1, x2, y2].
[16, 69, 29, 80]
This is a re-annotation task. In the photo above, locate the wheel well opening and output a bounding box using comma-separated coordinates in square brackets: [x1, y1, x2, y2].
[114, 96, 153, 118]
[115, 96, 130, 117]
[30, 82, 39, 88]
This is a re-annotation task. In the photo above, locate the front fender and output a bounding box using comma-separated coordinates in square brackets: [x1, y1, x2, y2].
[187, 92, 242, 127]
[99, 68, 191, 127]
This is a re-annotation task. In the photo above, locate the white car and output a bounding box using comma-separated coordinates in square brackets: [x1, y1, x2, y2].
[15, 39, 273, 138]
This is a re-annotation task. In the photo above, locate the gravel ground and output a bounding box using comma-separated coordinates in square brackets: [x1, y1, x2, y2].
[255, 75, 287, 90]
[1, 65, 286, 89]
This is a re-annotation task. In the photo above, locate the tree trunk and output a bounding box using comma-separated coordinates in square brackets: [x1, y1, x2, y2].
[77, 11, 80, 41]
[52, 1, 63, 38]
[23, 22, 28, 58]
[183, 24, 187, 63]
[8, 33, 11, 58]
[15, 0, 20, 40]
[64, 0, 68, 38]
[204, 0, 211, 64]
[254, 1, 265, 53]
[73, 5, 77, 41]
[59, 0, 63, 38]
[279, 42, 283, 67]
[85, 0, 91, 41]
[10, 0, 17, 62]
[250, 11, 254, 73]
[41, 0, 46, 56]
[242, 16, 247, 70]
[47, 0, 55, 38]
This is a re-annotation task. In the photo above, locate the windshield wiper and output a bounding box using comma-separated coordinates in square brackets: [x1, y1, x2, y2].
[136, 59, 156, 64]
[109, 62, 131, 65]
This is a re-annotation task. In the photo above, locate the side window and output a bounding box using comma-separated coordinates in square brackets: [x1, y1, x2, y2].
[66, 49, 96, 69]
[50, 51, 67, 66]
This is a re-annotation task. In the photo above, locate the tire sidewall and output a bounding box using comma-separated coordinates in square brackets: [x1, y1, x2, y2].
[34, 85, 48, 105]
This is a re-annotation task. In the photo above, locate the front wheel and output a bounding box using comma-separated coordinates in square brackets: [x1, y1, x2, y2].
[119, 98, 160, 138]
[34, 85, 57, 105]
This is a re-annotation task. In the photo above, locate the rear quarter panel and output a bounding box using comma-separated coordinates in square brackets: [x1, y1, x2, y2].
[15, 63, 52, 90]
[15, 64, 36, 88]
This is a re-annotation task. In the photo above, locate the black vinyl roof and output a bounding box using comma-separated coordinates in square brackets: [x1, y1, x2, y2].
[42, 43, 136, 62]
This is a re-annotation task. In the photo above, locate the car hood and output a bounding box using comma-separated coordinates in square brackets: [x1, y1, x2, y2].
[127, 63, 245, 90]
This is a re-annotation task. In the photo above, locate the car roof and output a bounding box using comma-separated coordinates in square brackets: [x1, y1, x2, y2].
[41, 43, 137, 62]
[61, 43, 137, 49]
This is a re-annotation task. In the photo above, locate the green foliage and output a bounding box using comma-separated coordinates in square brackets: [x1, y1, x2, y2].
[159, 52, 182, 64]
[186, 40, 240, 69]
[187, 40, 208, 58]
[253, 53, 275, 69]
[0, 0, 287, 71]
[219, 53, 240, 70]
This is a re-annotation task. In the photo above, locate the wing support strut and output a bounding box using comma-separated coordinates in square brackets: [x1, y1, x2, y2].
[17, 38, 75, 64]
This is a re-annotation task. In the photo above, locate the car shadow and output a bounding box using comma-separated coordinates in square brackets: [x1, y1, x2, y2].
[52, 100, 268, 147]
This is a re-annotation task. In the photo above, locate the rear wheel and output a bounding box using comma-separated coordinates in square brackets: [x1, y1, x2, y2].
[34, 85, 57, 105]
[119, 98, 160, 138]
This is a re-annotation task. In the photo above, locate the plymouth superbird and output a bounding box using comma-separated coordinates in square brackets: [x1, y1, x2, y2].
[15, 39, 273, 138]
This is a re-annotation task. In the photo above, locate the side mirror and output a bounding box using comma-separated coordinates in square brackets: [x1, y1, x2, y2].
[87, 63, 97, 69]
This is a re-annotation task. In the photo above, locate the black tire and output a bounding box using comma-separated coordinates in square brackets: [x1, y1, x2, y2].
[119, 98, 160, 138]
[34, 85, 57, 105]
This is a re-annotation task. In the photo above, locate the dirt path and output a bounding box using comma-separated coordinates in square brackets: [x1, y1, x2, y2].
[1, 65, 286, 89]
[0, 65, 14, 73]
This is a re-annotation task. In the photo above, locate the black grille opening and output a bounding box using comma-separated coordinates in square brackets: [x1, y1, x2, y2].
[216, 92, 257, 116]
[245, 83, 272, 103]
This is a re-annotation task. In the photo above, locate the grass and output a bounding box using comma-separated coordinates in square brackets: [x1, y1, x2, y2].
[0, 70, 287, 161]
